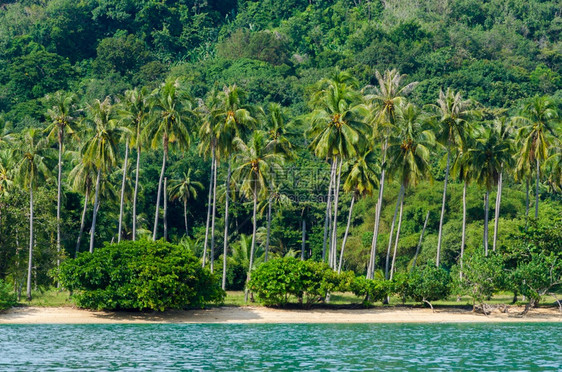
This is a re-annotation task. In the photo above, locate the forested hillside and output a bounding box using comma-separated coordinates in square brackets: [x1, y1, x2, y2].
[0, 0, 561, 302]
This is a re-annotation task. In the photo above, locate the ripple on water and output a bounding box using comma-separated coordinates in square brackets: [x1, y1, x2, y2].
[0, 323, 561, 371]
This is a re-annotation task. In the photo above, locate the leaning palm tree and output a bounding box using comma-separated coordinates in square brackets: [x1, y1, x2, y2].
[515, 96, 559, 219]
[82, 97, 124, 253]
[145, 79, 194, 241]
[44, 90, 78, 271]
[338, 150, 379, 273]
[307, 69, 368, 269]
[385, 103, 434, 279]
[432, 88, 476, 266]
[468, 128, 512, 256]
[168, 168, 204, 236]
[14, 129, 50, 301]
[364, 69, 418, 279]
[116, 87, 151, 241]
[232, 130, 284, 302]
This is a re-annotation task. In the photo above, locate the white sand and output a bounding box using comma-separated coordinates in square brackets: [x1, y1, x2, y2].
[1, 306, 560, 324]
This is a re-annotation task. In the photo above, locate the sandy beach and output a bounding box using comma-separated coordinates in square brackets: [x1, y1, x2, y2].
[1, 306, 560, 324]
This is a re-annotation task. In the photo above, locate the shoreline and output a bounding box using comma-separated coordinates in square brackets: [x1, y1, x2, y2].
[1, 305, 560, 324]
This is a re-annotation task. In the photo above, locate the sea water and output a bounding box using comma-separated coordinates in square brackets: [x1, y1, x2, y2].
[0, 323, 560, 371]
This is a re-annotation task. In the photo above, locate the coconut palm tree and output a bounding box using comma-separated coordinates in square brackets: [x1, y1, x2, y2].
[44, 90, 78, 271]
[232, 130, 284, 302]
[364, 69, 418, 279]
[432, 88, 476, 266]
[69, 154, 96, 257]
[206, 85, 255, 283]
[82, 97, 124, 253]
[468, 128, 512, 256]
[307, 69, 368, 269]
[385, 103, 434, 279]
[338, 150, 379, 273]
[145, 79, 194, 241]
[116, 87, 151, 241]
[516, 96, 559, 220]
[261, 183, 291, 262]
[545, 145, 562, 193]
[14, 129, 50, 301]
[168, 168, 204, 235]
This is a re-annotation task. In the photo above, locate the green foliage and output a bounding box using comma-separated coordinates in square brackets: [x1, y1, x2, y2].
[248, 257, 351, 307]
[0, 279, 15, 310]
[59, 240, 225, 311]
[409, 263, 451, 306]
[455, 251, 504, 307]
[350, 276, 391, 305]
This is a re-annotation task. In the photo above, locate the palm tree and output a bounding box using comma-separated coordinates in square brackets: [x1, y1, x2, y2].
[338, 150, 379, 273]
[116, 87, 151, 241]
[545, 145, 562, 194]
[14, 129, 50, 301]
[364, 69, 418, 279]
[82, 97, 123, 253]
[145, 79, 194, 241]
[44, 90, 78, 271]
[205, 85, 255, 284]
[232, 131, 284, 302]
[307, 69, 368, 269]
[468, 128, 512, 256]
[168, 168, 204, 235]
[385, 103, 434, 279]
[516, 96, 559, 219]
[432, 88, 475, 266]
[491, 117, 515, 252]
[261, 184, 291, 262]
[68, 154, 96, 257]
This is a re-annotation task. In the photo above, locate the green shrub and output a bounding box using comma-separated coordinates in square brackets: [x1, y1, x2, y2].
[350, 276, 392, 305]
[455, 251, 504, 309]
[0, 279, 15, 310]
[409, 263, 451, 309]
[59, 240, 225, 311]
[248, 257, 350, 307]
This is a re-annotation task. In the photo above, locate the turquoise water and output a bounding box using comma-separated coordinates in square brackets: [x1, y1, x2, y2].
[0, 323, 560, 371]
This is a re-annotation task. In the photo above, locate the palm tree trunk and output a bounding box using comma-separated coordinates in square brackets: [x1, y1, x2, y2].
[525, 178, 530, 229]
[26, 181, 34, 301]
[132, 146, 141, 241]
[118, 143, 129, 243]
[75, 187, 89, 258]
[244, 191, 258, 303]
[322, 158, 335, 262]
[390, 187, 405, 280]
[385, 184, 404, 280]
[301, 217, 306, 261]
[436, 147, 451, 267]
[89, 168, 102, 253]
[56, 133, 62, 278]
[222, 161, 232, 290]
[338, 193, 355, 274]
[265, 197, 272, 262]
[152, 147, 167, 241]
[460, 181, 467, 280]
[412, 210, 430, 273]
[367, 138, 388, 279]
[535, 158, 540, 219]
[163, 177, 168, 241]
[183, 200, 188, 235]
[210, 155, 218, 273]
[330, 158, 343, 269]
[484, 190, 489, 256]
[492, 169, 503, 251]
[202, 147, 215, 267]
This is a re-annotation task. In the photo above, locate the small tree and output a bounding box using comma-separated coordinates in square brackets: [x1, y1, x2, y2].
[409, 263, 451, 311]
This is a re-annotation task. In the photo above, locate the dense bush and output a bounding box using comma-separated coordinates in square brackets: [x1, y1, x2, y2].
[248, 257, 352, 307]
[350, 276, 392, 305]
[59, 240, 225, 311]
[0, 279, 15, 310]
[455, 251, 504, 310]
[408, 264, 451, 309]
